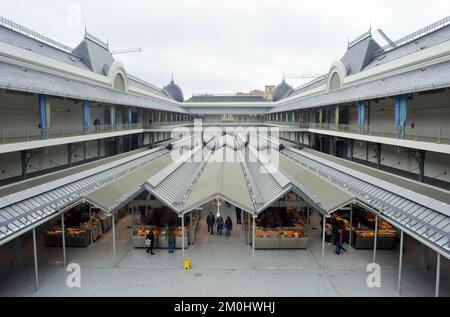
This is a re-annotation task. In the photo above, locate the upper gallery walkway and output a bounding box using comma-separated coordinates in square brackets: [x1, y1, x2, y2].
[267, 122, 450, 154]
[0, 122, 191, 154]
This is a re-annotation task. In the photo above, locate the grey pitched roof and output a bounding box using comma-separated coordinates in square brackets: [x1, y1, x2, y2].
[72, 37, 115, 75]
[272, 79, 293, 102]
[365, 24, 450, 71]
[186, 95, 267, 103]
[0, 61, 189, 113]
[127, 75, 166, 98]
[341, 36, 382, 75]
[267, 60, 450, 113]
[290, 76, 327, 97]
[0, 25, 90, 71]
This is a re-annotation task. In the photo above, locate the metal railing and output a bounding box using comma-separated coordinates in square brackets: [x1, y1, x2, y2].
[375, 16, 450, 55]
[264, 121, 450, 145]
[0, 124, 143, 144]
[0, 122, 195, 144]
[0, 16, 74, 54]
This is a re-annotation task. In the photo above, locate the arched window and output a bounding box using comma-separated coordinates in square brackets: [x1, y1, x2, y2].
[329, 72, 342, 91]
[113, 73, 126, 92]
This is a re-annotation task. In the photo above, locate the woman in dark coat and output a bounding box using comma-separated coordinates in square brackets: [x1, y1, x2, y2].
[146, 230, 155, 255]
[225, 217, 233, 239]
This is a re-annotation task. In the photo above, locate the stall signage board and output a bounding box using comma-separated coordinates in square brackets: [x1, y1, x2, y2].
[277, 201, 308, 208]
[134, 200, 162, 207]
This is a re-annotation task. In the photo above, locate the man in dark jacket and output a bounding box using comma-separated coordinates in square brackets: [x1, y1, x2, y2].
[146, 230, 155, 255]
[225, 217, 233, 239]
[206, 212, 215, 235]
[235, 207, 242, 224]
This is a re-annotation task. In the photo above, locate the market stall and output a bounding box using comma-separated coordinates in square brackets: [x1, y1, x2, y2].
[132, 206, 200, 249]
[351, 209, 398, 249]
[246, 193, 309, 250]
[330, 208, 398, 249]
[44, 203, 128, 248]
[45, 205, 92, 248]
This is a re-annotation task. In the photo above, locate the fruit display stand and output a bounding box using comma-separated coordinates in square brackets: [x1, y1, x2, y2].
[352, 229, 398, 249]
[254, 226, 308, 249]
[132, 225, 189, 249]
[350, 211, 398, 249]
[45, 226, 91, 248]
[250, 206, 309, 250]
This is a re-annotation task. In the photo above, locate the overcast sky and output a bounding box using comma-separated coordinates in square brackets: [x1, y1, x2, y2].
[2, 0, 449, 97]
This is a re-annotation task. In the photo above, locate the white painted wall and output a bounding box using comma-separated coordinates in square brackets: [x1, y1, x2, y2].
[0, 90, 38, 130]
[351, 142, 450, 183]
[0, 141, 104, 181]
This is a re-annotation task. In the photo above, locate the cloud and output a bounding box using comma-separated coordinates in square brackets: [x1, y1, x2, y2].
[2, 0, 449, 97]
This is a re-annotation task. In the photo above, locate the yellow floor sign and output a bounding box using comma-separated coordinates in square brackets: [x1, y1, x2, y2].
[184, 258, 191, 270]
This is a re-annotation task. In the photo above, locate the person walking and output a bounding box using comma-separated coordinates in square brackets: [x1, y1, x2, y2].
[206, 212, 215, 235]
[146, 230, 155, 255]
[167, 226, 175, 253]
[216, 215, 224, 235]
[335, 228, 347, 255]
[225, 217, 233, 239]
[325, 222, 332, 246]
[332, 220, 339, 246]
[235, 207, 242, 225]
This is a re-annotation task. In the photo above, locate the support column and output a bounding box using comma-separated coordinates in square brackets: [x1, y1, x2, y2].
[32, 228, 39, 291]
[110, 105, 117, 129]
[247, 213, 250, 246]
[419, 150, 426, 183]
[349, 203, 353, 246]
[38, 94, 47, 140]
[435, 253, 441, 297]
[61, 213, 67, 267]
[376, 143, 382, 170]
[373, 214, 379, 263]
[182, 215, 185, 262]
[321, 215, 326, 271]
[127, 106, 133, 129]
[67, 144, 73, 168]
[82, 100, 90, 134]
[190, 211, 193, 245]
[83, 142, 88, 161]
[97, 140, 101, 160]
[252, 216, 256, 269]
[306, 204, 310, 238]
[131, 201, 135, 238]
[89, 205, 93, 244]
[21, 150, 27, 181]
[112, 213, 116, 267]
[349, 139, 354, 161]
[12, 237, 21, 267]
[397, 230, 404, 295]
[366, 142, 369, 162]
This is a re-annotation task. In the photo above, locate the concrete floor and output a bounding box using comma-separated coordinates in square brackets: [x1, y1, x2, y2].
[0, 204, 449, 297]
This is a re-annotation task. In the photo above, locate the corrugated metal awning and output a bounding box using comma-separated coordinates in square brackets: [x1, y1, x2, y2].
[85, 154, 173, 213]
[182, 150, 256, 214]
[279, 155, 354, 214]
